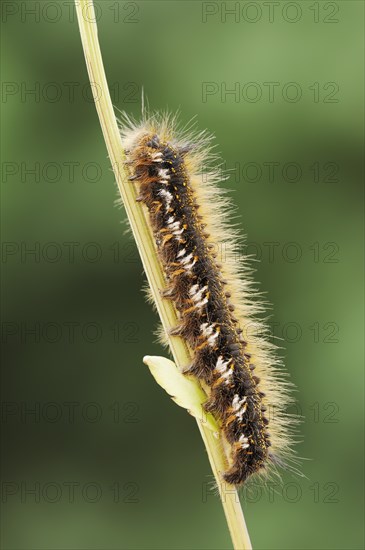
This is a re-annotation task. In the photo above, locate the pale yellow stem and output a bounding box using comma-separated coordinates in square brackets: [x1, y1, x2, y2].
[74, 2, 252, 548]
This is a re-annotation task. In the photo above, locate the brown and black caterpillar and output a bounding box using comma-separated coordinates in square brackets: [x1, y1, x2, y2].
[120, 113, 295, 485]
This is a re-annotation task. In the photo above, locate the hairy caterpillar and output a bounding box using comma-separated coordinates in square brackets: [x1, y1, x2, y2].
[120, 113, 295, 485]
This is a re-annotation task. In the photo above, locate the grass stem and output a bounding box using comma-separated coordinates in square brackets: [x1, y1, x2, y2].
[74, 2, 252, 547]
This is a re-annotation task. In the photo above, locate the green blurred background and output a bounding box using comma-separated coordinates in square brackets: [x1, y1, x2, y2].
[1, 1, 364, 548]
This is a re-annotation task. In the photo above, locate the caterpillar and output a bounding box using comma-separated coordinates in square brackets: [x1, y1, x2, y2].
[120, 112, 295, 485]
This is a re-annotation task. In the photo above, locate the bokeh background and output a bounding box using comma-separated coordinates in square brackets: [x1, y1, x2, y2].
[1, 1, 364, 549]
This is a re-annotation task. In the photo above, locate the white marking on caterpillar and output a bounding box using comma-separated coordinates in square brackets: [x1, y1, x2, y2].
[208, 329, 219, 347]
[189, 283, 199, 296]
[216, 356, 230, 372]
[151, 152, 163, 162]
[200, 323, 219, 347]
[194, 296, 209, 309]
[232, 394, 247, 411]
[215, 356, 233, 383]
[180, 253, 193, 265]
[200, 322, 213, 337]
[190, 285, 208, 302]
[159, 189, 173, 209]
[184, 258, 197, 271]
[236, 403, 248, 421]
[221, 369, 233, 382]
[232, 394, 248, 421]
[167, 218, 185, 237]
[238, 434, 250, 450]
[158, 168, 170, 180]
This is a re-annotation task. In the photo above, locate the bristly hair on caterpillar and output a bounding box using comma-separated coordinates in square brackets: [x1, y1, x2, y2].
[119, 110, 297, 486]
